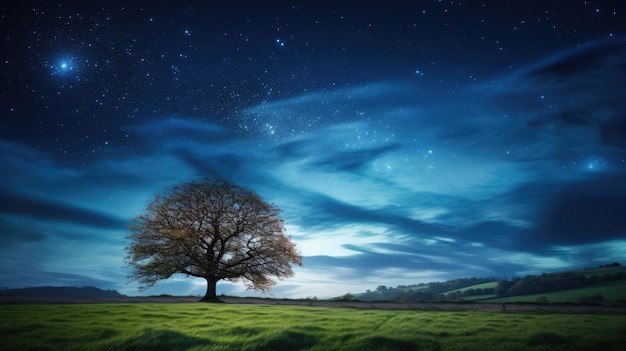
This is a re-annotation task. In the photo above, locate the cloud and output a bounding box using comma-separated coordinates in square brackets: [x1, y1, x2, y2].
[0, 187, 127, 230]
[462, 40, 626, 183]
[600, 117, 626, 147]
[477, 40, 626, 124]
[301, 240, 530, 285]
[21, 232, 47, 242]
[2, 40, 625, 297]
[173, 147, 247, 180]
[483, 40, 626, 95]
[289, 191, 452, 236]
[128, 117, 227, 136]
[0, 141, 80, 184]
[461, 220, 528, 250]
[0, 218, 47, 246]
[247, 81, 415, 119]
[467, 175, 626, 250]
[532, 175, 626, 246]
[312, 143, 401, 172]
[522, 40, 626, 79]
[243, 81, 425, 139]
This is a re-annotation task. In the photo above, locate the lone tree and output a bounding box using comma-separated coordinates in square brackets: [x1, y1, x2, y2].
[125, 178, 302, 301]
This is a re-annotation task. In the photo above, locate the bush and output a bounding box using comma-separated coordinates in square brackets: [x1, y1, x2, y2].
[341, 293, 357, 301]
[578, 294, 605, 304]
[535, 296, 549, 303]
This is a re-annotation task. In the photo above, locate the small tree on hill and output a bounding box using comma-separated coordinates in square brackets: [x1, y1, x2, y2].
[125, 178, 302, 301]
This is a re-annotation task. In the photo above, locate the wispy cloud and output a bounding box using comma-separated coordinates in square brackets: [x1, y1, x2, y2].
[0, 188, 127, 230]
[1, 41, 625, 297]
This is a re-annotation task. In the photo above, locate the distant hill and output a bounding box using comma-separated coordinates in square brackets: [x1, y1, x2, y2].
[0, 286, 124, 299]
[339, 264, 626, 304]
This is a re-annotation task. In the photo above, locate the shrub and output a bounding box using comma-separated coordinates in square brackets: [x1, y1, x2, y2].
[577, 294, 605, 304]
[535, 296, 549, 303]
[341, 293, 357, 301]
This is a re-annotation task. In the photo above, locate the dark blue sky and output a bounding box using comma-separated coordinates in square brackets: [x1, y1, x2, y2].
[1, 1, 625, 298]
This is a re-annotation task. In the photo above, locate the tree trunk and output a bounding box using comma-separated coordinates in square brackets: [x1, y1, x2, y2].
[200, 277, 221, 302]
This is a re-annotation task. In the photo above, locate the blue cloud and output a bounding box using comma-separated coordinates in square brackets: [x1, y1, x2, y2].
[522, 40, 626, 79]
[531, 175, 626, 246]
[128, 117, 227, 136]
[312, 143, 401, 172]
[1, 39, 625, 297]
[0, 188, 127, 230]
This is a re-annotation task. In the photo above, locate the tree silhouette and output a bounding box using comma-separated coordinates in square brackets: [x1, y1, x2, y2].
[125, 178, 302, 301]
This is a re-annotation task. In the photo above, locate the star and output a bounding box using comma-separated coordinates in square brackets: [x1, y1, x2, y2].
[582, 157, 608, 172]
[50, 56, 78, 77]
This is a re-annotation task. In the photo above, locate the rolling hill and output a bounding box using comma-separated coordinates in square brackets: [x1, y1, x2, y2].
[344, 264, 626, 304]
[0, 286, 124, 300]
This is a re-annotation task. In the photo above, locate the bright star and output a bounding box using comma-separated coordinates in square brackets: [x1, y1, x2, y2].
[58, 60, 73, 72]
[583, 157, 607, 172]
[51, 56, 78, 77]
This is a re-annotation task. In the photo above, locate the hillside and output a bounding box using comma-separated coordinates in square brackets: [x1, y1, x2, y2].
[485, 279, 626, 304]
[0, 286, 123, 300]
[342, 264, 626, 304]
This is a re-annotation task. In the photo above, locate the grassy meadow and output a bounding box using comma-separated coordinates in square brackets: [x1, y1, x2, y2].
[2, 303, 626, 350]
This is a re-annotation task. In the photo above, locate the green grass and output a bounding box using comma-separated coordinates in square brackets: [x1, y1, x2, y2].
[399, 283, 430, 292]
[441, 281, 498, 295]
[1, 303, 626, 350]
[485, 279, 626, 303]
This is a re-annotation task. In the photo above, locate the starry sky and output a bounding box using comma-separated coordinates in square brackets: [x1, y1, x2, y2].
[1, 1, 625, 298]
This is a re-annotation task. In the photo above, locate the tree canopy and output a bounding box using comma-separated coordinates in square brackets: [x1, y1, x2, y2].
[125, 178, 302, 301]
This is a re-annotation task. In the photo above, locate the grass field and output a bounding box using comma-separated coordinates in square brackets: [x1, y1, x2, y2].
[1, 303, 626, 351]
[441, 282, 498, 295]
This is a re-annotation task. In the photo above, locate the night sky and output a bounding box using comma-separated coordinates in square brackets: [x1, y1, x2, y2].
[1, 1, 625, 298]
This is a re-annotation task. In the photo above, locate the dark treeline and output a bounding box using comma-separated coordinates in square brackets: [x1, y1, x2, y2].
[351, 263, 624, 302]
[496, 263, 624, 297]
[0, 286, 123, 299]
[355, 277, 496, 302]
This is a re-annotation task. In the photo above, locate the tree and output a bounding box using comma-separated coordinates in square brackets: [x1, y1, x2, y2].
[125, 178, 302, 301]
